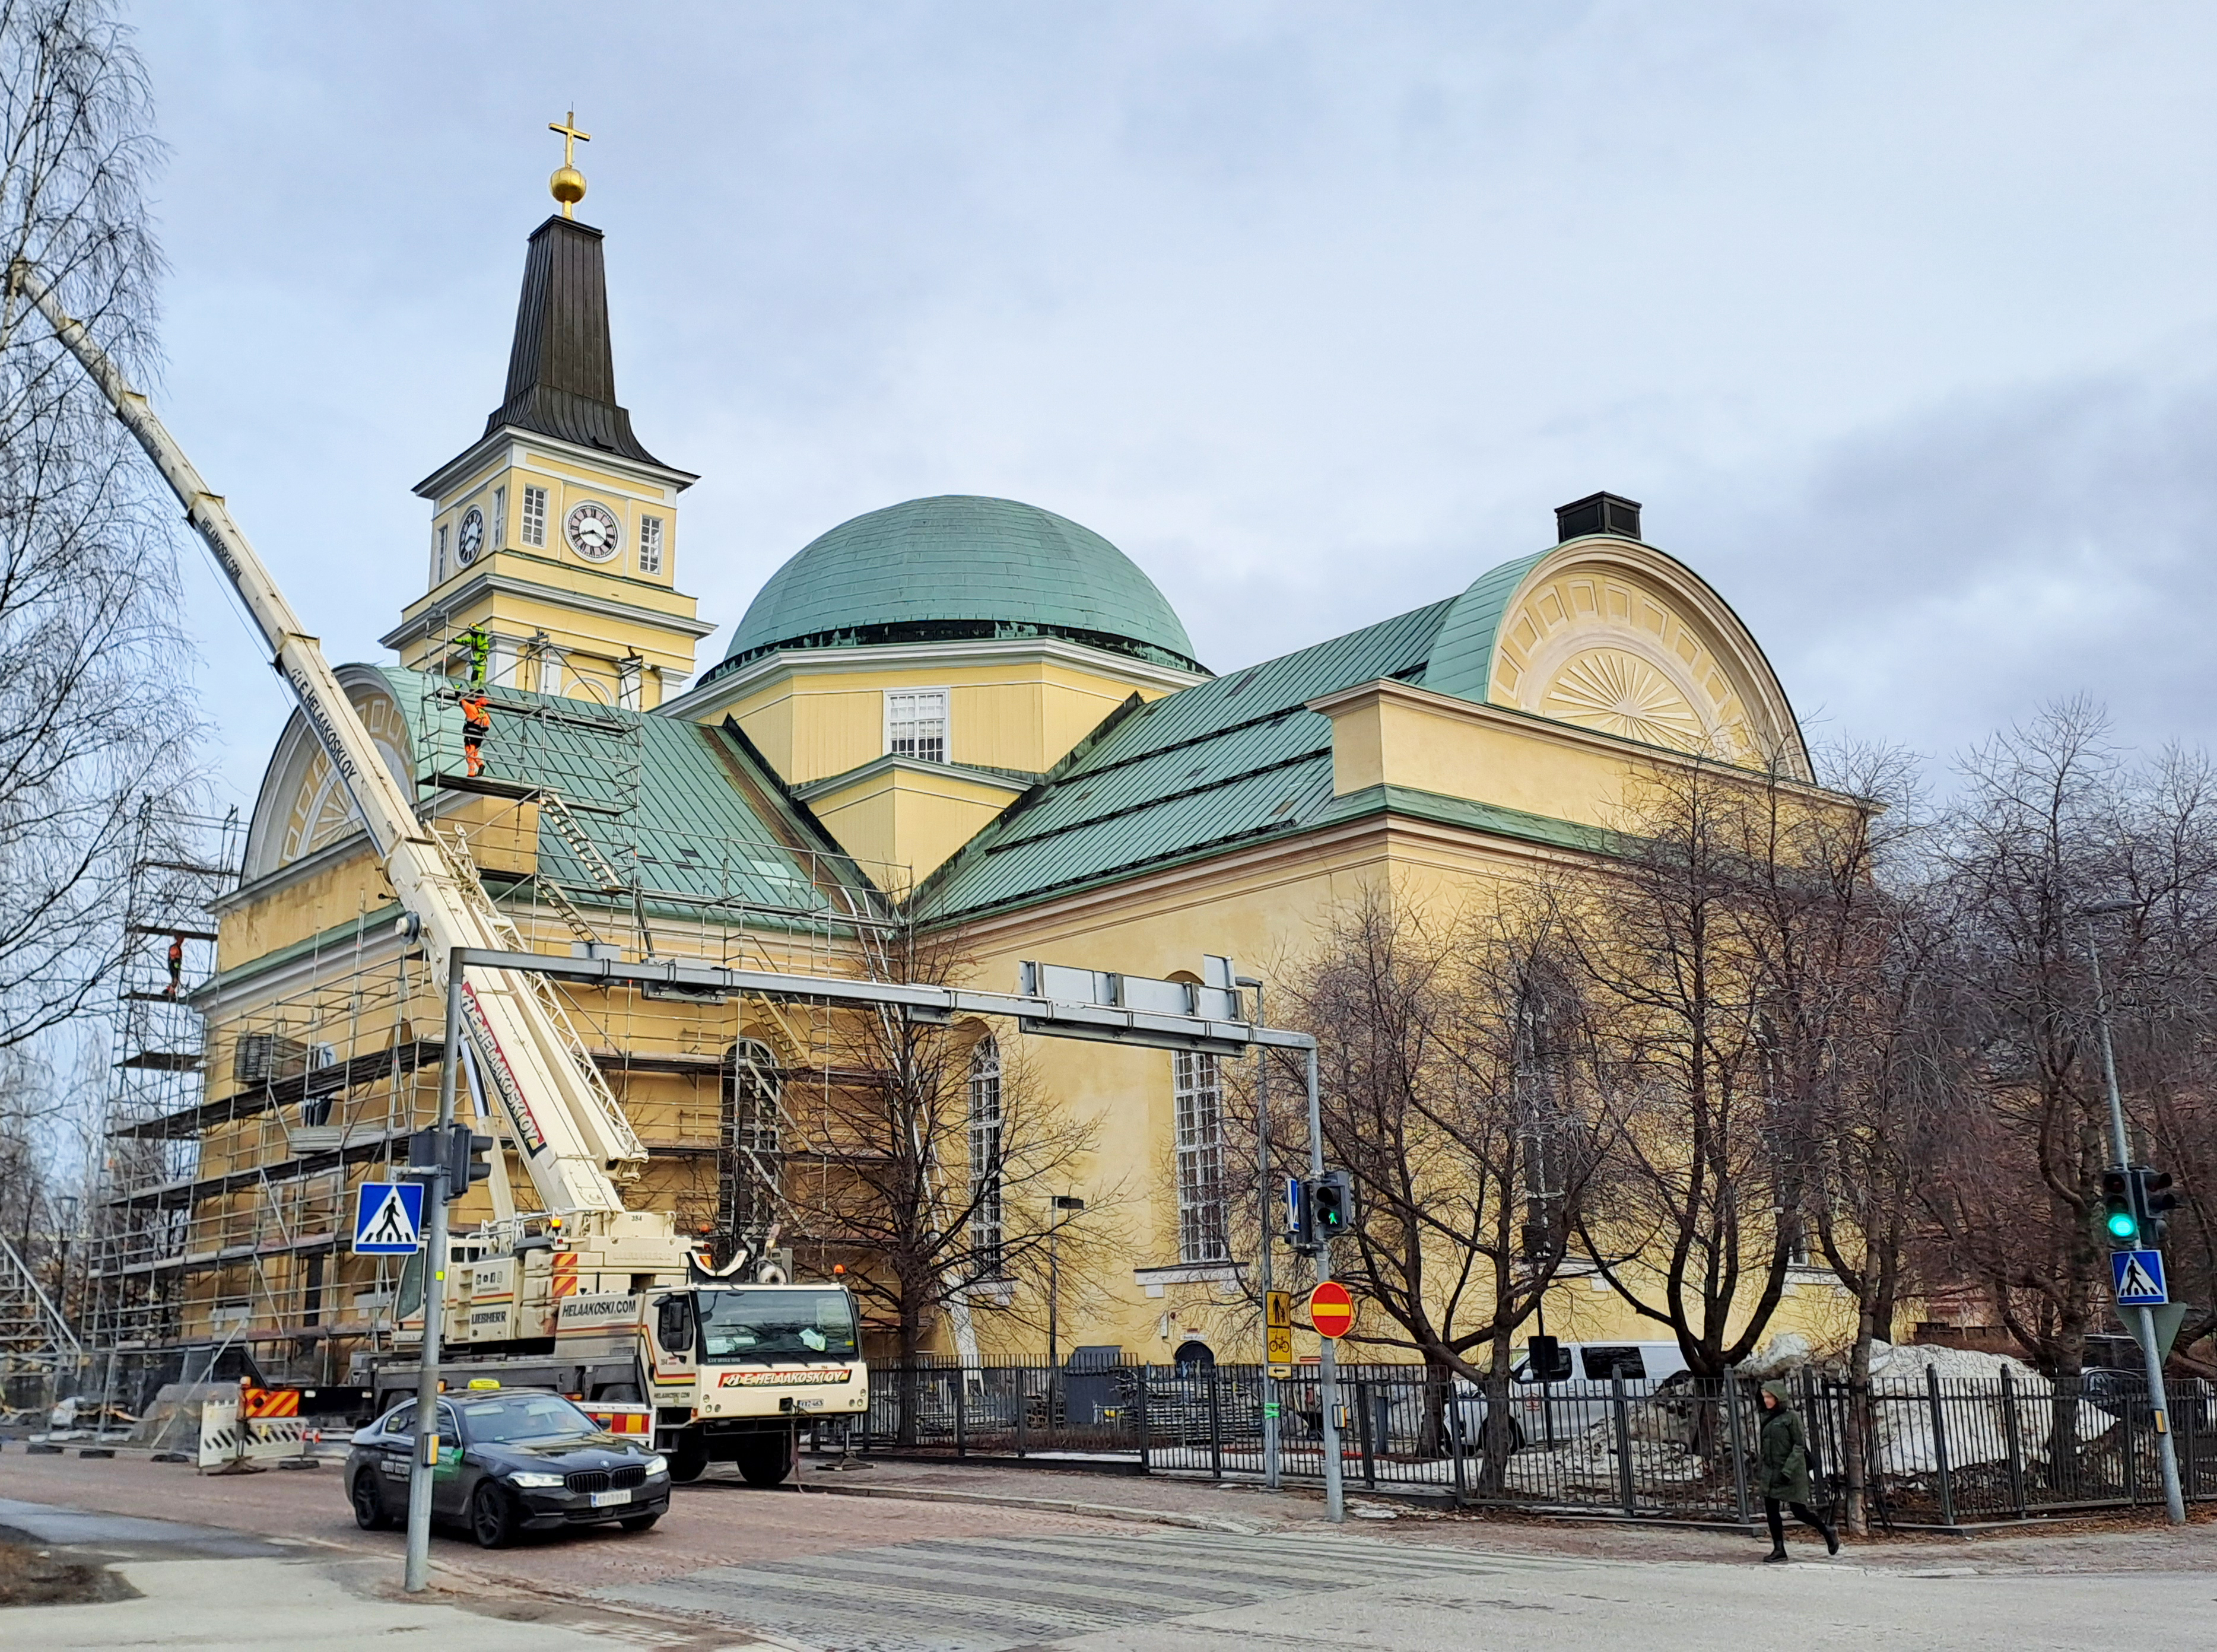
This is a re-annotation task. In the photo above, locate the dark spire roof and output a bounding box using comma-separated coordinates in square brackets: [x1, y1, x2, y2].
[482, 215, 666, 467]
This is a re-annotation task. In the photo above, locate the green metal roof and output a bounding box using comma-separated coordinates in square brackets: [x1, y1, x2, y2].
[377, 668, 869, 924]
[1418, 551, 1544, 702]
[714, 495, 1204, 678]
[910, 600, 1458, 924]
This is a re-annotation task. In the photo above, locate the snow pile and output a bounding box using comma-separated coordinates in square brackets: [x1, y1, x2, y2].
[1862, 1342, 2107, 1474]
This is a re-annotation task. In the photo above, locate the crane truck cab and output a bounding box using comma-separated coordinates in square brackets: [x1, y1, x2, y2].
[363, 1213, 868, 1487]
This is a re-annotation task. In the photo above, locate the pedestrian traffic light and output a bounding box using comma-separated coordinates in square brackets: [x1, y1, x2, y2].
[2101, 1167, 2139, 1245]
[2134, 1167, 2180, 1247]
[1307, 1171, 1354, 1241]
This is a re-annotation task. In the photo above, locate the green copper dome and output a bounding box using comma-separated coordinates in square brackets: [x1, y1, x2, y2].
[721, 495, 1203, 675]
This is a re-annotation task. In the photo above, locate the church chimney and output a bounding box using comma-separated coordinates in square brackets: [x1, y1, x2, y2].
[482, 215, 665, 466]
[1554, 491, 1642, 543]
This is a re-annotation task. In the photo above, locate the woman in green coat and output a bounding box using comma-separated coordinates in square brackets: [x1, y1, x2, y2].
[1757, 1381, 1839, 1561]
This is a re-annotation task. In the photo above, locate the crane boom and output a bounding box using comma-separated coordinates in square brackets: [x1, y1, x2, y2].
[14, 261, 640, 1218]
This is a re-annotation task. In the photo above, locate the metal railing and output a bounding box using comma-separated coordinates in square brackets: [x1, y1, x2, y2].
[830, 1360, 2217, 1528]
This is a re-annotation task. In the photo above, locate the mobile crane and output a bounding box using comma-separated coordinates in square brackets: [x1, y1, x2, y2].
[17, 263, 866, 1485]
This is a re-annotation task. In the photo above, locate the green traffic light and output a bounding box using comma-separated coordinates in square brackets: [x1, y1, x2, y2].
[2107, 1209, 2140, 1241]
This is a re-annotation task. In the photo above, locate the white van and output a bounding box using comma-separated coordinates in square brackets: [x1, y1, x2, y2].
[1456, 1340, 1691, 1450]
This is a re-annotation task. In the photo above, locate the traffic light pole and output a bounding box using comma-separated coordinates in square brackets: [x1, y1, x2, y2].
[2088, 933, 2185, 1526]
[1306, 1044, 1345, 1524]
[403, 958, 464, 1592]
[1244, 976, 1281, 1493]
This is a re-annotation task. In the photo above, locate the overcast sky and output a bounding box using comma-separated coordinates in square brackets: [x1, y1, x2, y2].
[132, 2, 2217, 812]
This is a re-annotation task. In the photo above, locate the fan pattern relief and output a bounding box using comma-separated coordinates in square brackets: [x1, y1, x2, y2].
[1542, 649, 1708, 750]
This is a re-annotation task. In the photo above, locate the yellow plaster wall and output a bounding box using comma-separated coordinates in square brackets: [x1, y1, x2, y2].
[932, 799, 1876, 1367]
[213, 847, 393, 974]
[718, 654, 1159, 787]
[805, 764, 1025, 885]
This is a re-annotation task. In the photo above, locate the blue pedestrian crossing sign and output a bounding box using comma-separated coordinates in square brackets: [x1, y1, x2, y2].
[2112, 1248, 2168, 1306]
[352, 1181, 424, 1255]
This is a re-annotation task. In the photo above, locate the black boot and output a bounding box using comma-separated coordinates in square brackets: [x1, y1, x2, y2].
[1822, 1520, 1840, 1556]
[1764, 1546, 1789, 1563]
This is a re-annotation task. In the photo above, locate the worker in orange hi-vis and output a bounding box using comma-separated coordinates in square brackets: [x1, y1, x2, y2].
[165, 935, 184, 997]
[459, 689, 492, 778]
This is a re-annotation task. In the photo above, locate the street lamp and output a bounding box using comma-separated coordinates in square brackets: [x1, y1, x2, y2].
[53, 1193, 78, 1326]
[2079, 898, 2185, 1525]
[1046, 1195, 1085, 1368]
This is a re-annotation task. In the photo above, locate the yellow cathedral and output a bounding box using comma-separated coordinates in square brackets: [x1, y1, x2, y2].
[148, 158, 1863, 1390]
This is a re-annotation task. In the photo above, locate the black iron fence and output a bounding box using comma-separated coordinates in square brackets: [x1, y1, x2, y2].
[824, 1359, 2217, 1529]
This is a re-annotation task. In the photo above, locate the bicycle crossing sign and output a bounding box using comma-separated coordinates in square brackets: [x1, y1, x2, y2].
[2112, 1248, 2168, 1307]
[352, 1181, 424, 1255]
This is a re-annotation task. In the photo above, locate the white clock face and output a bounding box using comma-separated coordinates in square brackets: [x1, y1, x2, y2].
[456, 507, 484, 566]
[565, 501, 621, 562]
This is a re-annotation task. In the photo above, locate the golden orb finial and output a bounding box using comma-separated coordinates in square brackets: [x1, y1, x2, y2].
[548, 110, 590, 217]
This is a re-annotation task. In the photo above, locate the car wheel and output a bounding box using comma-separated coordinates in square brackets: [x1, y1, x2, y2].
[1508, 1418, 1526, 1453]
[351, 1472, 393, 1531]
[617, 1511, 661, 1533]
[469, 1482, 520, 1549]
[668, 1441, 708, 1483]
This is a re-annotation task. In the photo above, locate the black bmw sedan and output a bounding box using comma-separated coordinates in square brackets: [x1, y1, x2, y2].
[347, 1387, 671, 1547]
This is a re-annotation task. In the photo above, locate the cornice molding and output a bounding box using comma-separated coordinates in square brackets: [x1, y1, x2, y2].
[665, 636, 1206, 724]
[383, 571, 718, 650]
[414, 425, 697, 503]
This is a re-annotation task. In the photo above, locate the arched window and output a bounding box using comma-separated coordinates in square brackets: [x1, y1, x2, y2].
[1174, 1050, 1228, 1263]
[968, 1037, 1005, 1278]
[718, 1040, 782, 1260]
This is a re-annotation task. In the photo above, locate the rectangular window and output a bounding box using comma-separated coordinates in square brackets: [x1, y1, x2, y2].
[886, 688, 948, 764]
[521, 485, 548, 547]
[434, 524, 448, 584]
[639, 514, 664, 575]
[1580, 1346, 1647, 1381]
[1174, 1050, 1228, 1264]
[492, 485, 507, 550]
[968, 1040, 1004, 1278]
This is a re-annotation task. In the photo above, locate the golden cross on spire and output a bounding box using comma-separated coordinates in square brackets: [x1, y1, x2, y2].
[548, 110, 590, 217]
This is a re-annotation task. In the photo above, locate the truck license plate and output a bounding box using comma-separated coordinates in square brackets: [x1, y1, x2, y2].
[590, 1489, 631, 1507]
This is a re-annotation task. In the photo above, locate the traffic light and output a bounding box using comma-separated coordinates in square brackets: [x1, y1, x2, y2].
[406, 1123, 494, 1203]
[2134, 1167, 2180, 1247]
[446, 1126, 494, 1202]
[1307, 1171, 1354, 1241]
[1284, 1175, 1310, 1247]
[2101, 1166, 2139, 1246]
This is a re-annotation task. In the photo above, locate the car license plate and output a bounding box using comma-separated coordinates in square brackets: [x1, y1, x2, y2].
[589, 1488, 630, 1507]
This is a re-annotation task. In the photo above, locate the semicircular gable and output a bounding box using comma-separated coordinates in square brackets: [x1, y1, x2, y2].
[242, 666, 420, 884]
[1424, 539, 1808, 779]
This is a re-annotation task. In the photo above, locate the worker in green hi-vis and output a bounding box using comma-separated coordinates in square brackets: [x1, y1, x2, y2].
[462, 625, 491, 688]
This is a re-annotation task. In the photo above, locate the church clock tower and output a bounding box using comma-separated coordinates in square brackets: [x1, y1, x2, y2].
[383, 115, 713, 709]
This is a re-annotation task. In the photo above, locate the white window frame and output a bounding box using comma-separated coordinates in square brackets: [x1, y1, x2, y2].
[434, 523, 448, 584]
[1174, 1051, 1229, 1264]
[492, 484, 507, 551]
[885, 688, 949, 764]
[639, 514, 664, 576]
[968, 1038, 1005, 1279]
[520, 484, 548, 548]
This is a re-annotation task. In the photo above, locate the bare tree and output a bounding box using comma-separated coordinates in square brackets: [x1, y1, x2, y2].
[775, 927, 1113, 1436]
[1276, 887, 1611, 1481]
[0, 1, 196, 1053]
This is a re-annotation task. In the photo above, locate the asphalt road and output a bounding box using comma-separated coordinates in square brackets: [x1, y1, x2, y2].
[4, 1449, 2216, 1649]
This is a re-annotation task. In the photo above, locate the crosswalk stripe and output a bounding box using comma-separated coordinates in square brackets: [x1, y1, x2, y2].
[599, 1529, 1539, 1652]
[770, 1550, 1266, 1610]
